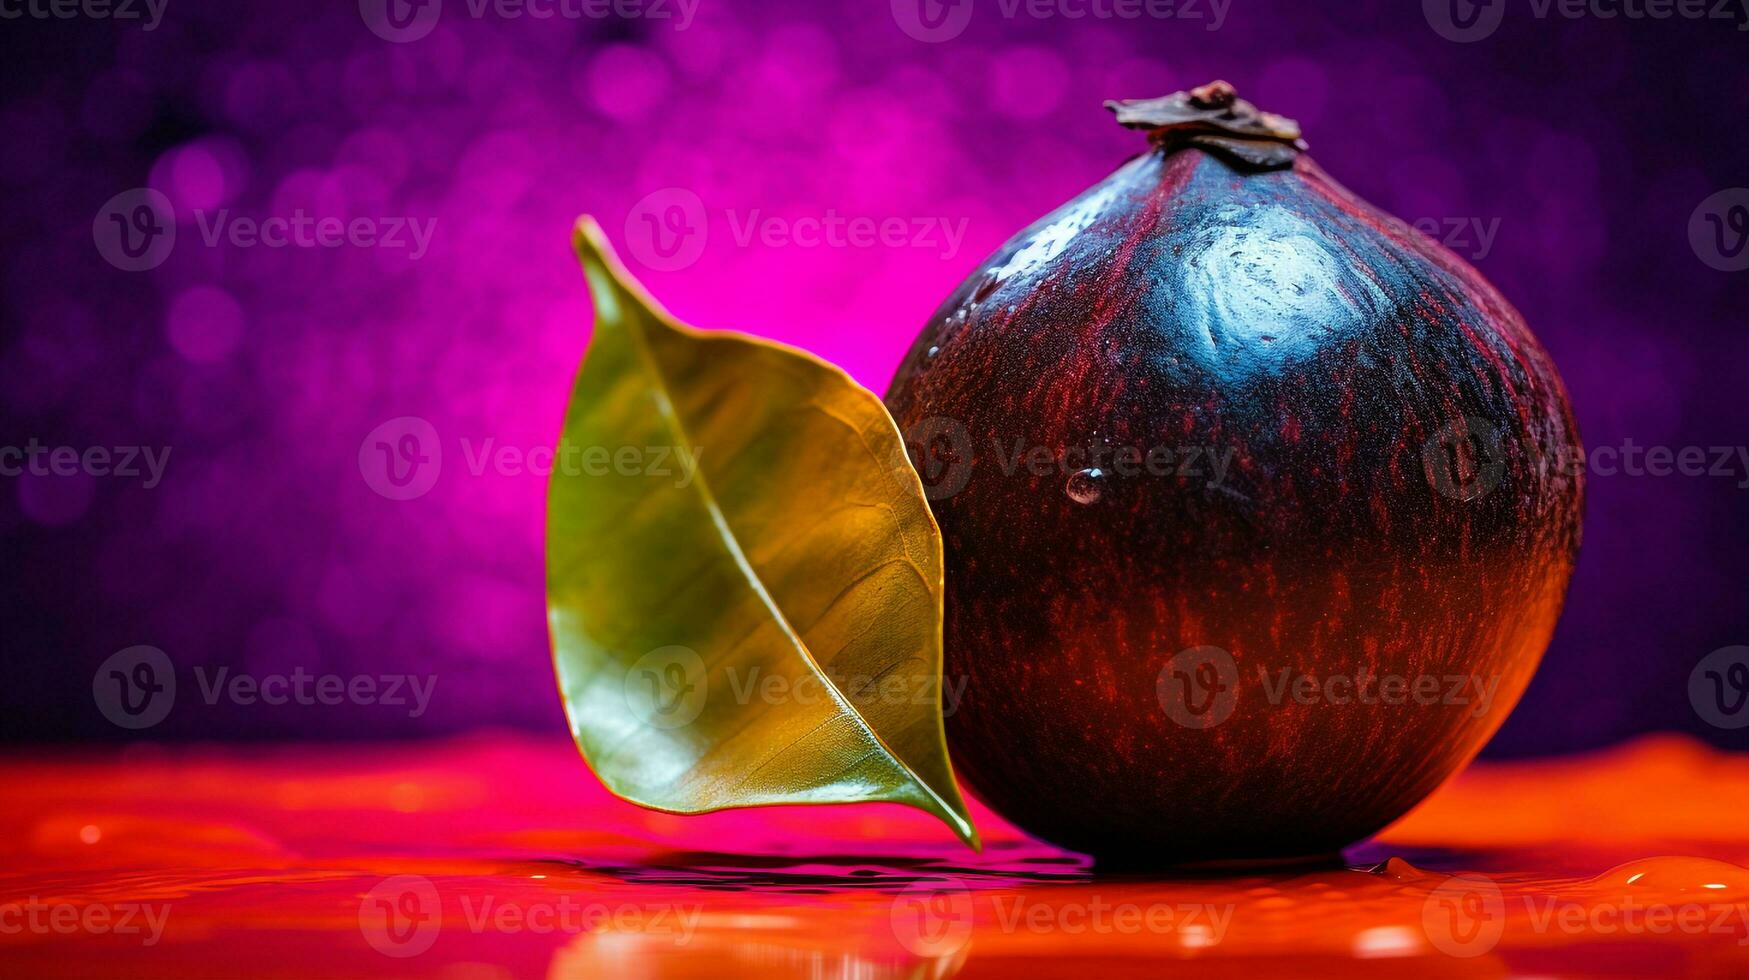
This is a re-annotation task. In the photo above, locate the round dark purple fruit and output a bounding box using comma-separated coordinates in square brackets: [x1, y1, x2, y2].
[886, 82, 1584, 866]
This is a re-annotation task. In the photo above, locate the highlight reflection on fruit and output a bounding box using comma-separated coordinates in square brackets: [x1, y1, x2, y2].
[886, 82, 1586, 865]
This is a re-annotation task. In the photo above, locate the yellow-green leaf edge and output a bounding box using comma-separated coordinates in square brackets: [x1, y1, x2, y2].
[546, 216, 979, 849]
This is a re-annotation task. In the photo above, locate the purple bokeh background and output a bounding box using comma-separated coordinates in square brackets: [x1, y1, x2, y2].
[1, 0, 1745, 754]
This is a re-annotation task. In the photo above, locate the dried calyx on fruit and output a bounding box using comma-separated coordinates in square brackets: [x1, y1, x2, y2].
[1105, 79, 1308, 170]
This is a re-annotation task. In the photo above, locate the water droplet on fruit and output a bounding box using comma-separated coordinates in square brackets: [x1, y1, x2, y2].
[1065, 467, 1105, 504]
[924, 345, 940, 360]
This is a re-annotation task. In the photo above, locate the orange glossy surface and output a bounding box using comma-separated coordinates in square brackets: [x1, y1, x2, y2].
[3, 734, 1746, 978]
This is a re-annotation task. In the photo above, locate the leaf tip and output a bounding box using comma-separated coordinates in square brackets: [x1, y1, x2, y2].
[570, 214, 670, 326]
[572, 215, 631, 325]
[960, 820, 984, 853]
[926, 798, 982, 852]
[572, 214, 611, 265]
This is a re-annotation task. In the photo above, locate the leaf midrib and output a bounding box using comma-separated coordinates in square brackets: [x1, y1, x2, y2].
[612, 293, 967, 838]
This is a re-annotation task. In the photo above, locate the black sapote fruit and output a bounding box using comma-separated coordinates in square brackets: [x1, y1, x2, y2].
[886, 81, 1584, 866]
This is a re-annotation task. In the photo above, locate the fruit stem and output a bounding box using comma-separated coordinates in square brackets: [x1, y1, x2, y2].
[1186, 80, 1238, 111]
[1105, 80, 1308, 171]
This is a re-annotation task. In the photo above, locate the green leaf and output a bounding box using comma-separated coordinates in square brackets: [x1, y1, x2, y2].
[546, 217, 978, 849]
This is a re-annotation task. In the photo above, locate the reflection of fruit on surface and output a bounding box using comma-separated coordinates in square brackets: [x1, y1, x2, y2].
[886, 84, 1585, 864]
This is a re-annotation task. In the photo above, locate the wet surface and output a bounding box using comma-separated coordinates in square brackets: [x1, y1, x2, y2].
[3, 733, 1746, 977]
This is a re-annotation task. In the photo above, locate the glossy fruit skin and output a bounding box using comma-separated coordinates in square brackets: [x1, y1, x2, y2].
[885, 146, 1584, 865]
